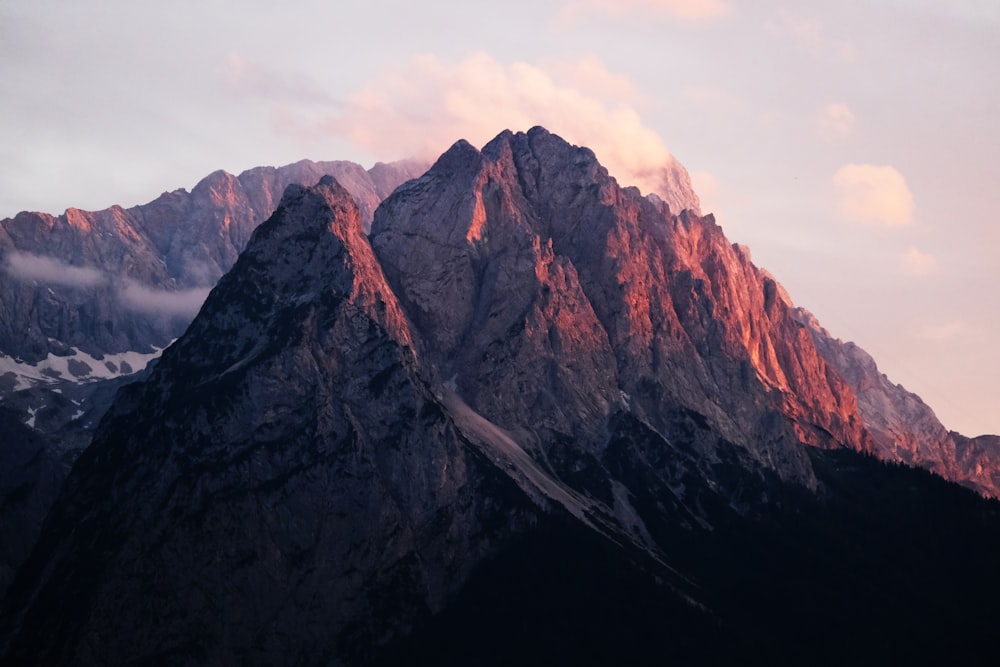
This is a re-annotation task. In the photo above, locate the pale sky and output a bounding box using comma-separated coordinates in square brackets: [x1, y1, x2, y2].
[2, 0, 998, 436]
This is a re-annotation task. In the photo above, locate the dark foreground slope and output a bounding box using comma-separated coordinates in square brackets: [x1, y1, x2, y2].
[375, 447, 1000, 667]
[2, 130, 999, 665]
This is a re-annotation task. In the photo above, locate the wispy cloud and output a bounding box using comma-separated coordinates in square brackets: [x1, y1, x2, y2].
[833, 163, 914, 226]
[817, 103, 856, 141]
[766, 14, 855, 62]
[323, 52, 685, 199]
[215, 52, 333, 105]
[899, 246, 938, 276]
[117, 281, 211, 319]
[558, 0, 732, 22]
[542, 55, 644, 105]
[3, 251, 107, 288]
[913, 320, 974, 342]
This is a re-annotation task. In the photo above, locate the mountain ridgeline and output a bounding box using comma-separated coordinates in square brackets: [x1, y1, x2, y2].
[1, 128, 999, 664]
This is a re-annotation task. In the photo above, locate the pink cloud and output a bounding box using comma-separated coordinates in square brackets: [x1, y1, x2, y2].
[324, 52, 691, 202]
[559, 0, 732, 21]
[913, 320, 975, 342]
[542, 55, 644, 104]
[766, 14, 855, 62]
[833, 164, 914, 226]
[899, 246, 938, 276]
[817, 103, 856, 141]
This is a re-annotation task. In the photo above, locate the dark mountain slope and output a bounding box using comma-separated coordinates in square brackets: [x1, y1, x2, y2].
[3, 130, 999, 666]
[0, 178, 552, 664]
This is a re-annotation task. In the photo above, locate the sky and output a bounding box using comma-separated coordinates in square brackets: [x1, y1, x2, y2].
[1, 0, 998, 436]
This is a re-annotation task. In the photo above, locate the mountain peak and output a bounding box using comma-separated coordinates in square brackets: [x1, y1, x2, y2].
[4, 128, 1000, 665]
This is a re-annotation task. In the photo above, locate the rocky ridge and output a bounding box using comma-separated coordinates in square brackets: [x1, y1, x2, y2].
[0, 158, 425, 603]
[1, 129, 999, 664]
[0, 157, 425, 371]
[792, 307, 1000, 497]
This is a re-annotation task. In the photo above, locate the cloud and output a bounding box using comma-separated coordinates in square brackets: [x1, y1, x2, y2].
[833, 164, 914, 226]
[3, 251, 107, 288]
[690, 170, 721, 212]
[899, 246, 938, 276]
[117, 281, 211, 319]
[766, 14, 855, 62]
[913, 320, 973, 342]
[542, 55, 644, 104]
[818, 103, 856, 141]
[215, 52, 333, 105]
[558, 0, 732, 22]
[324, 52, 684, 199]
[681, 84, 749, 111]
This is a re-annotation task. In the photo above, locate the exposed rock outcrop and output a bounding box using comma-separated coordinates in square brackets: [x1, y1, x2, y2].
[793, 306, 1000, 497]
[2, 129, 998, 666]
[0, 158, 425, 369]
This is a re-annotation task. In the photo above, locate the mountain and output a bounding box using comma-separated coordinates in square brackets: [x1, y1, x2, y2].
[3, 128, 998, 665]
[0, 156, 424, 460]
[0, 158, 425, 603]
[792, 306, 1000, 497]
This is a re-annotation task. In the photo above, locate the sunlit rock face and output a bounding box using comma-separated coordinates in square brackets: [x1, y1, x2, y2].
[0, 158, 427, 604]
[2, 129, 868, 661]
[0, 158, 425, 370]
[0, 159, 424, 452]
[373, 127, 867, 476]
[953, 433, 1000, 496]
[793, 307, 1000, 497]
[3, 129, 998, 666]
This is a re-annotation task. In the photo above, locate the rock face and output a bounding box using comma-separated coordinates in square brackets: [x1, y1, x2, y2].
[0, 158, 425, 602]
[0, 407, 63, 599]
[371, 129, 866, 481]
[0, 158, 425, 371]
[2, 129, 1000, 665]
[0, 159, 425, 460]
[793, 307, 1000, 497]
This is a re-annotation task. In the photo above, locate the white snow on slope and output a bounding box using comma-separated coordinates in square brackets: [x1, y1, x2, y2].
[0, 344, 167, 390]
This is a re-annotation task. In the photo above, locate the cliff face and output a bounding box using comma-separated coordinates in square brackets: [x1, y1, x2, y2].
[0, 158, 427, 604]
[372, 129, 867, 481]
[2, 129, 999, 665]
[0, 178, 541, 664]
[0, 160, 425, 455]
[0, 129, 888, 664]
[794, 307, 1000, 497]
[0, 158, 425, 369]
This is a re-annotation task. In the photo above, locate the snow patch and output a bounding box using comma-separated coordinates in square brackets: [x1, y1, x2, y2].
[0, 344, 167, 390]
[25, 406, 39, 429]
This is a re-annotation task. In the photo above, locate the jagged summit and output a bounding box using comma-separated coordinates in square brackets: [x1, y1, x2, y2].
[375, 127, 864, 474]
[2, 129, 999, 665]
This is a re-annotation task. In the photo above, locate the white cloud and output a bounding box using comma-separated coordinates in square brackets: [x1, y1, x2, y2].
[833, 163, 914, 226]
[899, 246, 938, 276]
[324, 52, 684, 199]
[913, 320, 973, 342]
[117, 281, 210, 319]
[818, 103, 856, 140]
[559, 0, 732, 22]
[766, 14, 855, 62]
[3, 251, 107, 288]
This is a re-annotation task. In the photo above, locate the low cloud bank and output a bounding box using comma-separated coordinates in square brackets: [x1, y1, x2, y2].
[117, 281, 211, 319]
[4, 251, 107, 288]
